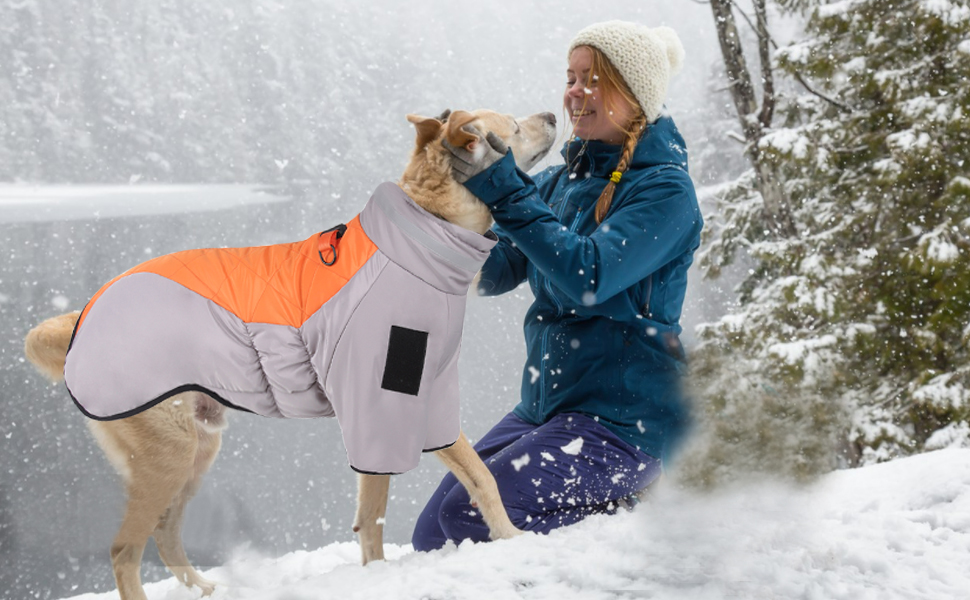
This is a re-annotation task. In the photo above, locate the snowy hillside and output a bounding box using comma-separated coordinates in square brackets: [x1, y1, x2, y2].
[62, 449, 970, 600]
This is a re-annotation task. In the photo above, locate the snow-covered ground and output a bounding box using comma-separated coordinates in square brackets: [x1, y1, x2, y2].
[61, 448, 970, 600]
[0, 184, 286, 223]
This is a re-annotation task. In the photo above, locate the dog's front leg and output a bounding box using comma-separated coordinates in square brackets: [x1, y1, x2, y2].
[434, 432, 522, 541]
[353, 473, 390, 564]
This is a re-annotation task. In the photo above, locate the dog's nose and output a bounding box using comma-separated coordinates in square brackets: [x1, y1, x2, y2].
[541, 112, 557, 126]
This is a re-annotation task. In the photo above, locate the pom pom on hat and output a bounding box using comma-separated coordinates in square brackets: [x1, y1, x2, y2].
[651, 26, 685, 74]
[569, 20, 685, 122]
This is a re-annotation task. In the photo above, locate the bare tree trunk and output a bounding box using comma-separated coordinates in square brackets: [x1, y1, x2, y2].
[753, 0, 775, 127]
[710, 0, 795, 236]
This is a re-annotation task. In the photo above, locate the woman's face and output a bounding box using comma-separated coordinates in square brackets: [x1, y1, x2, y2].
[564, 46, 634, 145]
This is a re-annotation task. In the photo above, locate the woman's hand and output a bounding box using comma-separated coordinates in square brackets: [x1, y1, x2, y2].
[444, 126, 509, 183]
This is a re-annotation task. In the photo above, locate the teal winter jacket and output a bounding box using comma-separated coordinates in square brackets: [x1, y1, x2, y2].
[465, 115, 702, 460]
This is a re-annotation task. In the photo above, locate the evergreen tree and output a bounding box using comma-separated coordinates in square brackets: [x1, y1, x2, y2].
[685, 0, 970, 484]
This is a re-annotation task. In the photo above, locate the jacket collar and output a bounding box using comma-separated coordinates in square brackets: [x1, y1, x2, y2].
[559, 114, 690, 180]
[359, 182, 497, 295]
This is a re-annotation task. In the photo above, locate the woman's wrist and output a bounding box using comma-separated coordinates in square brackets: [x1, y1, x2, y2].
[463, 151, 529, 209]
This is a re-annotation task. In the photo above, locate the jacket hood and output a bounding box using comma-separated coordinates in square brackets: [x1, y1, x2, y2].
[558, 114, 689, 179]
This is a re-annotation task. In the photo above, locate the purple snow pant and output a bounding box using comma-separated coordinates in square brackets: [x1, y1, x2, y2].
[411, 412, 662, 551]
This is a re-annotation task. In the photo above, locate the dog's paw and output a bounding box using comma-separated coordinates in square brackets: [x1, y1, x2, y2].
[192, 577, 218, 597]
[489, 522, 525, 541]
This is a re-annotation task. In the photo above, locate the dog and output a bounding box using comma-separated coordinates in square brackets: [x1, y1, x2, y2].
[24, 108, 557, 600]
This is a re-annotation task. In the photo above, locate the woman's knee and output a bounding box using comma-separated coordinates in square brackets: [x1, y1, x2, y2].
[411, 513, 447, 552]
[411, 479, 457, 552]
[436, 483, 496, 544]
[411, 485, 492, 550]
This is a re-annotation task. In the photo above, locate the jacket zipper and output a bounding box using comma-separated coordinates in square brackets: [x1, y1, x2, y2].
[643, 273, 653, 318]
[538, 182, 586, 416]
[542, 185, 575, 317]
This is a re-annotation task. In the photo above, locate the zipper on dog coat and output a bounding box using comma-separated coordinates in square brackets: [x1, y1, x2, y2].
[64, 182, 497, 474]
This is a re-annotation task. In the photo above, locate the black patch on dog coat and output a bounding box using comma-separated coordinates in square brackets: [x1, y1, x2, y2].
[381, 326, 428, 396]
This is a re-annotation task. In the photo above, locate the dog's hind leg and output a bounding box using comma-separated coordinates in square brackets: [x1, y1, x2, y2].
[153, 394, 224, 595]
[434, 431, 522, 541]
[353, 473, 390, 564]
[100, 400, 199, 600]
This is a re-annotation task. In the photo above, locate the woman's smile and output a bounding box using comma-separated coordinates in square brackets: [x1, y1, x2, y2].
[564, 46, 632, 144]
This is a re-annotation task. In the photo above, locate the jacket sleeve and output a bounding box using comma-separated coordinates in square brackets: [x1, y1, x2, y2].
[464, 152, 701, 306]
[476, 224, 529, 297]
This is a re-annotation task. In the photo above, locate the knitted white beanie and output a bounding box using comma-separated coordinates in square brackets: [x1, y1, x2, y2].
[568, 20, 685, 122]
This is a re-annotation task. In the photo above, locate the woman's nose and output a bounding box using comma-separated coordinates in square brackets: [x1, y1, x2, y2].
[566, 82, 584, 98]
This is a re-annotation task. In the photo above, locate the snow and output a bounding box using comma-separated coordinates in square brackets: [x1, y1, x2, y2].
[0, 184, 285, 223]
[767, 335, 837, 365]
[759, 129, 811, 159]
[774, 40, 815, 65]
[923, 0, 970, 25]
[844, 56, 867, 73]
[511, 453, 531, 472]
[51, 294, 71, 310]
[926, 422, 970, 451]
[53, 449, 970, 600]
[923, 233, 961, 263]
[912, 373, 967, 409]
[560, 437, 584, 456]
[873, 157, 902, 174]
[717, 313, 747, 333]
[817, 0, 862, 19]
[885, 129, 932, 153]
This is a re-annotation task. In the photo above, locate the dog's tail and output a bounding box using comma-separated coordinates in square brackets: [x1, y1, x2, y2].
[24, 311, 81, 382]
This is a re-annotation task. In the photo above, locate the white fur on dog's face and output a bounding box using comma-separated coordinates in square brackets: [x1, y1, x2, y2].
[468, 110, 557, 173]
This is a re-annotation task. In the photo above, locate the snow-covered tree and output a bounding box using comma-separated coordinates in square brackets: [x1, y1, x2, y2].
[684, 0, 970, 484]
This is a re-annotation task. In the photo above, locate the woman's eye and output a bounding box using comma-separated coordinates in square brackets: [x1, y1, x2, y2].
[566, 80, 576, 87]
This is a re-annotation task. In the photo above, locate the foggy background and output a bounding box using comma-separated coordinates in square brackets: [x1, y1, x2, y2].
[0, 1, 743, 597]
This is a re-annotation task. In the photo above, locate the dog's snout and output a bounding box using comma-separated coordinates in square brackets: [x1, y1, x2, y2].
[541, 112, 557, 126]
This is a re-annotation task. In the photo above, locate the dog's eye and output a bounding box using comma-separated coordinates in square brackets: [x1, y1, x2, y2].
[513, 120, 520, 134]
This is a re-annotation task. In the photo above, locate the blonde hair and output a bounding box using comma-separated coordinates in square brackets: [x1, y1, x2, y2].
[569, 45, 647, 223]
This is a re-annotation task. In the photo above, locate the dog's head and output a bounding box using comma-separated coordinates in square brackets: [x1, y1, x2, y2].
[400, 109, 557, 234]
[408, 109, 557, 174]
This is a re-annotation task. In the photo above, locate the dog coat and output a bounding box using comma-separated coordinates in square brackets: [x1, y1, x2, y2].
[64, 182, 497, 474]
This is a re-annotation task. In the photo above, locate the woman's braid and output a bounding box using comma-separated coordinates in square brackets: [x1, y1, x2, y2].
[594, 113, 647, 224]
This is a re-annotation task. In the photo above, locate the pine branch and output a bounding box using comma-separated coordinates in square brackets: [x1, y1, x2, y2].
[789, 70, 855, 114]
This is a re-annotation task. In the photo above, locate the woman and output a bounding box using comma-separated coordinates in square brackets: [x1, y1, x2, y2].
[412, 20, 702, 550]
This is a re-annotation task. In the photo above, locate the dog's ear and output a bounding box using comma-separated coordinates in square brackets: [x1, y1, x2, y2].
[445, 110, 481, 150]
[406, 114, 444, 152]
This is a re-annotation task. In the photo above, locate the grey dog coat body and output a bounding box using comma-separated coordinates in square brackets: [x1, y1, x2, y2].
[64, 182, 496, 474]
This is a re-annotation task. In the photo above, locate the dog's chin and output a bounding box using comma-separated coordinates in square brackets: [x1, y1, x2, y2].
[514, 143, 555, 173]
